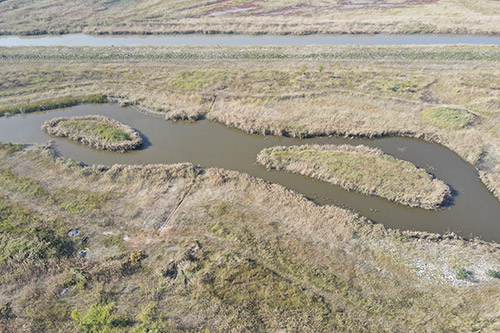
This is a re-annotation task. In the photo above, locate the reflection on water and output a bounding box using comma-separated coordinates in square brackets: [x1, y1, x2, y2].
[1, 104, 499, 241]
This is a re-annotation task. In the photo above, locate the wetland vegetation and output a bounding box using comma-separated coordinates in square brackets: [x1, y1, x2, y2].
[1, 45, 499, 201]
[0, 142, 500, 331]
[1, 22, 500, 330]
[257, 144, 450, 209]
[42, 115, 142, 152]
[0, 0, 499, 36]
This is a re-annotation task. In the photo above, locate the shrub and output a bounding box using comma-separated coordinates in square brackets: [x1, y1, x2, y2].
[71, 300, 132, 332]
[486, 269, 500, 279]
[456, 268, 474, 282]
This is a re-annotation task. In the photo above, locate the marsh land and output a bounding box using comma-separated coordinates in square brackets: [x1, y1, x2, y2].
[42, 115, 142, 152]
[1, 41, 500, 331]
[1, 143, 500, 331]
[0, 0, 500, 36]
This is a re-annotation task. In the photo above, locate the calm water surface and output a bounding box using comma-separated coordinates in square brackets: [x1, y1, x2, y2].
[1, 34, 500, 47]
[1, 104, 499, 241]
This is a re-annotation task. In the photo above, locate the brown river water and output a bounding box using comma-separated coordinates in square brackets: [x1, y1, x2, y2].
[1, 104, 499, 241]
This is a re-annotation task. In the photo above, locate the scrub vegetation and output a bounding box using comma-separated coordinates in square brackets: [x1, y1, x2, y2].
[1, 45, 499, 200]
[0, 142, 500, 332]
[42, 115, 142, 152]
[422, 106, 473, 130]
[0, 94, 107, 117]
[0, 0, 499, 36]
[257, 144, 450, 209]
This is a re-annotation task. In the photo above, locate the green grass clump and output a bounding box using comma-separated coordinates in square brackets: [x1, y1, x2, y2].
[0, 198, 74, 264]
[0, 143, 25, 157]
[0, 166, 112, 215]
[71, 299, 132, 332]
[0, 94, 107, 117]
[486, 269, 500, 279]
[421, 107, 472, 130]
[170, 69, 229, 91]
[58, 120, 131, 143]
[456, 268, 474, 282]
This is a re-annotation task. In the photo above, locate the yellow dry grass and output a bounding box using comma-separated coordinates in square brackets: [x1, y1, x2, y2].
[0, 0, 500, 35]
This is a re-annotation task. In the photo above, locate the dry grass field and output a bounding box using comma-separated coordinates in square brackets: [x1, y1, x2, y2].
[1, 45, 500, 200]
[0, 142, 500, 331]
[0, 0, 499, 35]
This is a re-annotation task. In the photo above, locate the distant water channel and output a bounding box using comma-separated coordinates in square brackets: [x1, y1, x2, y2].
[1, 34, 500, 47]
[1, 104, 499, 241]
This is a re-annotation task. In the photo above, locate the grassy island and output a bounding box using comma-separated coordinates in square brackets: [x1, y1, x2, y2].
[42, 115, 142, 152]
[257, 144, 451, 210]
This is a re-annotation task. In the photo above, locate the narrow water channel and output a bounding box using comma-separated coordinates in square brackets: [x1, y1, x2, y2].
[1, 104, 499, 241]
[1, 34, 500, 47]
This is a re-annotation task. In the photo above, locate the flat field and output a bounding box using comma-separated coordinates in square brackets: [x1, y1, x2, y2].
[0, 0, 499, 35]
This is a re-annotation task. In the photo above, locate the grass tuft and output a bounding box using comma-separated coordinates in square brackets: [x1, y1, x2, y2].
[421, 107, 472, 130]
[0, 94, 107, 117]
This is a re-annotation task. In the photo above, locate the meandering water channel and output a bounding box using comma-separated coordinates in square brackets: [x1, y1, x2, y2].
[1, 34, 500, 47]
[1, 104, 499, 241]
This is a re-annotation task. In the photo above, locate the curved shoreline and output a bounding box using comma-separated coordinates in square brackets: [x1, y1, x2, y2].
[42, 115, 142, 152]
[15, 95, 500, 204]
[257, 144, 451, 210]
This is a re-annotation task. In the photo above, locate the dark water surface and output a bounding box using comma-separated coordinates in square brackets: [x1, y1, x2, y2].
[1, 34, 500, 47]
[1, 104, 499, 241]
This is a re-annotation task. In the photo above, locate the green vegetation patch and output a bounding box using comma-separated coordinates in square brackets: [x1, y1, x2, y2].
[0, 166, 112, 216]
[0, 197, 74, 264]
[0, 94, 107, 117]
[422, 107, 473, 130]
[58, 120, 131, 143]
[257, 144, 451, 209]
[456, 268, 475, 282]
[42, 115, 142, 152]
[170, 69, 230, 91]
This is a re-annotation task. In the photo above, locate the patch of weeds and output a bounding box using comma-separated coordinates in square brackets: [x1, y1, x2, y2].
[422, 107, 472, 130]
[0, 168, 49, 199]
[122, 250, 147, 275]
[0, 142, 25, 157]
[54, 188, 112, 215]
[456, 268, 475, 282]
[170, 69, 229, 91]
[58, 119, 132, 143]
[135, 302, 169, 331]
[0, 167, 112, 215]
[0, 94, 107, 117]
[103, 234, 123, 248]
[0, 198, 75, 263]
[71, 299, 132, 332]
[64, 267, 90, 289]
[486, 269, 500, 279]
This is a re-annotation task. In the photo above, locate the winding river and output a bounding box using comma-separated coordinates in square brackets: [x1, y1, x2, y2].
[1, 104, 499, 241]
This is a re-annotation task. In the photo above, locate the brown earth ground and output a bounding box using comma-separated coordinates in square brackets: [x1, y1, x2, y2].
[0, 143, 500, 331]
[0, 0, 500, 36]
[1, 45, 500, 201]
